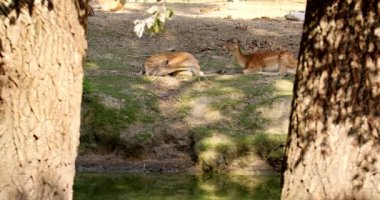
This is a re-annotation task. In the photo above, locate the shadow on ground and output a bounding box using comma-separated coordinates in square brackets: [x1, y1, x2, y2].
[78, 2, 301, 174]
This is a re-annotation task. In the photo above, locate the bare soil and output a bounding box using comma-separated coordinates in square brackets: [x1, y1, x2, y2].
[77, 0, 305, 173]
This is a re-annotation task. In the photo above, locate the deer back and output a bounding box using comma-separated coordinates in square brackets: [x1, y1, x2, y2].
[143, 52, 200, 76]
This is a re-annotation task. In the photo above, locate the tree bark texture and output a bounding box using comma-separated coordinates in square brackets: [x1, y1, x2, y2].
[0, 0, 87, 199]
[282, 0, 380, 199]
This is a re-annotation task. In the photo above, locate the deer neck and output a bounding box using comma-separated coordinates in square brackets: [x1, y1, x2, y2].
[231, 47, 249, 68]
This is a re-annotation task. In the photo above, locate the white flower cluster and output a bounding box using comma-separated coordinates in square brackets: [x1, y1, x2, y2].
[134, 5, 174, 38]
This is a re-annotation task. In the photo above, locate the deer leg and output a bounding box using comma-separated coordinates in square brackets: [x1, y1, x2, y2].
[257, 64, 282, 75]
[152, 69, 159, 76]
[198, 71, 211, 83]
[145, 68, 151, 77]
[200, 71, 211, 83]
[243, 68, 262, 74]
[136, 64, 145, 75]
[258, 71, 281, 76]
[188, 68, 201, 82]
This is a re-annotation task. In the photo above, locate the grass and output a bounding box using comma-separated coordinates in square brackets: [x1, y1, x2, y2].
[80, 93, 128, 152]
[179, 74, 292, 172]
[251, 133, 287, 171]
[80, 76, 160, 154]
[81, 29, 294, 172]
[86, 75, 158, 122]
[81, 64, 292, 169]
[74, 173, 281, 200]
[191, 126, 287, 172]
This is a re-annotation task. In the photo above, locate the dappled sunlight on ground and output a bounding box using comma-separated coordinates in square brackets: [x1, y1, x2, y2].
[274, 79, 294, 96]
[186, 97, 224, 125]
[214, 74, 240, 81]
[151, 76, 182, 89]
[198, 133, 237, 152]
[254, 79, 294, 134]
[85, 60, 100, 70]
[228, 152, 273, 175]
[143, 1, 307, 19]
[79, 0, 303, 174]
[198, 181, 218, 193]
[258, 100, 291, 134]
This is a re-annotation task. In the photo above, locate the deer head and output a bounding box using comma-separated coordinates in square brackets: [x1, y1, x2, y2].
[221, 38, 241, 52]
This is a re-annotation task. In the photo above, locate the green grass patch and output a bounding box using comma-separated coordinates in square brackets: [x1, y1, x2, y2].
[191, 126, 286, 172]
[251, 133, 287, 171]
[81, 47, 293, 170]
[179, 74, 291, 172]
[133, 131, 154, 142]
[192, 126, 250, 172]
[86, 75, 158, 121]
[239, 104, 266, 130]
[85, 47, 143, 72]
[74, 173, 281, 200]
[80, 78, 160, 154]
[81, 94, 129, 153]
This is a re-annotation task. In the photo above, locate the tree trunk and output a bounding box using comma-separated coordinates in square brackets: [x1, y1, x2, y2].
[282, 0, 380, 199]
[0, 0, 87, 199]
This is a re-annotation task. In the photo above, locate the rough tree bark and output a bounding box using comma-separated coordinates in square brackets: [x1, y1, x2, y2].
[0, 0, 87, 199]
[282, 0, 380, 199]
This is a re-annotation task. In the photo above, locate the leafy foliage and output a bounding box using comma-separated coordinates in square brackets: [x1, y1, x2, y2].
[134, 4, 174, 38]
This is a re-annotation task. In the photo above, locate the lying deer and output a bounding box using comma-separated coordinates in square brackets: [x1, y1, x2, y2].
[138, 52, 207, 81]
[222, 38, 297, 75]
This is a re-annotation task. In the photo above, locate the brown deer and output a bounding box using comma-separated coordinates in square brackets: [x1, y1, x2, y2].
[138, 52, 207, 81]
[222, 38, 297, 75]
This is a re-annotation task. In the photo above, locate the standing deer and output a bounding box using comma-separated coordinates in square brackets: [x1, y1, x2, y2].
[222, 38, 297, 75]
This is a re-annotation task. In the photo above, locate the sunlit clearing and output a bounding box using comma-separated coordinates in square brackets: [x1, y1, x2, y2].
[258, 100, 290, 134]
[185, 97, 223, 126]
[274, 80, 293, 96]
[218, 86, 241, 93]
[129, 83, 149, 90]
[198, 150, 220, 163]
[214, 75, 240, 81]
[171, 1, 306, 19]
[198, 182, 218, 193]
[199, 133, 235, 151]
[152, 76, 182, 89]
[85, 61, 100, 69]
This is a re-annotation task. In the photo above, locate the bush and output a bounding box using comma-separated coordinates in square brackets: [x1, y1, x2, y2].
[252, 133, 286, 171]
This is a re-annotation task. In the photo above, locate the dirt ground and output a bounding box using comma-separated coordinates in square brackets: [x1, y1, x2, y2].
[87, 0, 304, 66]
[77, 0, 305, 173]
